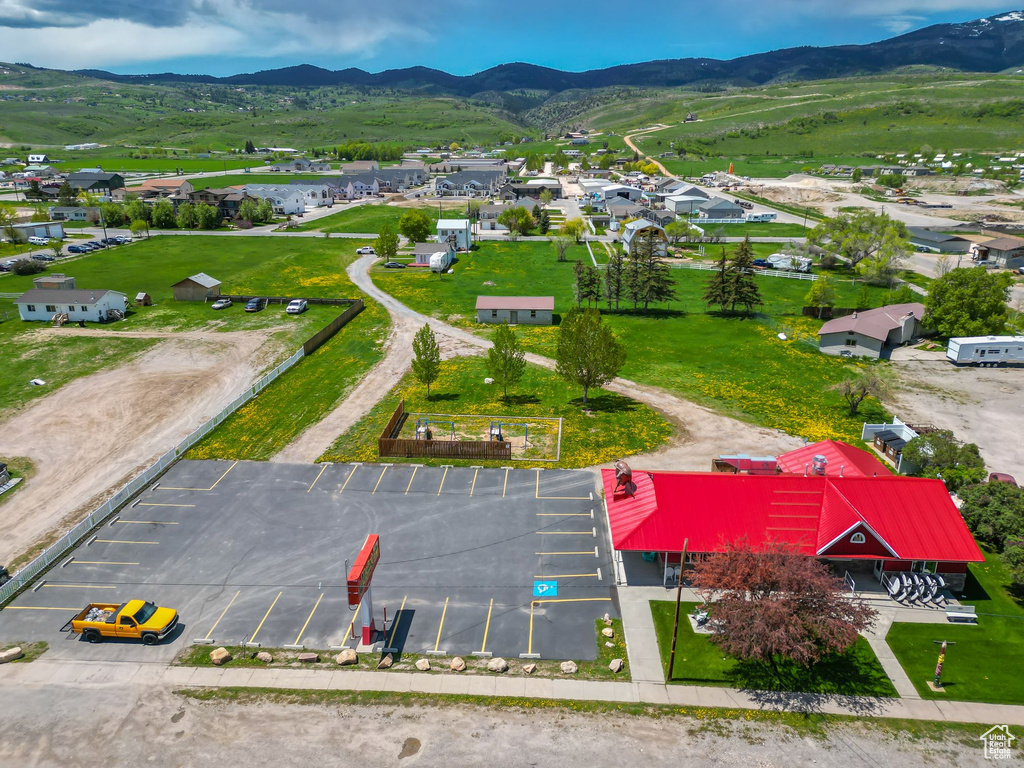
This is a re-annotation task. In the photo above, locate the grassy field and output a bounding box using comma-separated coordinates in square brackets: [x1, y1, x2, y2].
[887, 551, 1024, 705]
[319, 355, 673, 468]
[0, 236, 383, 419]
[651, 601, 897, 697]
[697, 222, 809, 238]
[372, 241, 893, 442]
[289, 202, 470, 234]
[181, 173, 335, 190]
[0, 455, 35, 506]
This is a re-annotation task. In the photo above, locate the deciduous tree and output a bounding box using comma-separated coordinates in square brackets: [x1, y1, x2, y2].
[829, 369, 890, 416]
[925, 267, 1012, 338]
[195, 203, 220, 230]
[551, 235, 573, 263]
[129, 219, 149, 239]
[555, 308, 624, 405]
[805, 274, 837, 319]
[175, 202, 197, 231]
[902, 430, 986, 494]
[692, 540, 875, 670]
[412, 323, 442, 398]
[810, 211, 910, 268]
[399, 208, 432, 242]
[125, 198, 150, 224]
[560, 217, 586, 244]
[487, 323, 526, 401]
[374, 223, 400, 261]
[497, 206, 534, 240]
[960, 481, 1024, 554]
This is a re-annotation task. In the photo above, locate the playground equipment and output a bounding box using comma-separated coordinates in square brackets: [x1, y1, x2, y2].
[489, 421, 529, 445]
[415, 418, 455, 441]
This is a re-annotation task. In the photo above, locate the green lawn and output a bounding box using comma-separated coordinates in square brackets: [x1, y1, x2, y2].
[372, 241, 893, 442]
[182, 173, 334, 191]
[0, 236, 383, 420]
[319, 355, 673, 469]
[0, 455, 35, 506]
[887, 551, 1024, 705]
[651, 601, 897, 697]
[696, 222, 809, 238]
[288, 202, 467, 234]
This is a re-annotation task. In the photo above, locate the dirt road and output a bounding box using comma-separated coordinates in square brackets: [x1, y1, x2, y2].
[0, 329, 274, 565]
[275, 254, 801, 467]
[0, 683, 996, 768]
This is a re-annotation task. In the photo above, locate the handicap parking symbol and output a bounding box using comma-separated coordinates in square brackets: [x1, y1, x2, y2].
[533, 580, 557, 597]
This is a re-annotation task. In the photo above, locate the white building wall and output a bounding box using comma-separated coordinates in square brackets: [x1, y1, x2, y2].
[17, 293, 127, 322]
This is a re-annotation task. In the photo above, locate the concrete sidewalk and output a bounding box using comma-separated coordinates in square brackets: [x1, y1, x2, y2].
[3, 656, 1024, 727]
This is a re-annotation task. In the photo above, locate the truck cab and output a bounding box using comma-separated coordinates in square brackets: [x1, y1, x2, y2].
[63, 600, 178, 645]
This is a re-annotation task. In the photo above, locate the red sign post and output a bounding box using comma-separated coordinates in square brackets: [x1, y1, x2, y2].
[347, 535, 380, 645]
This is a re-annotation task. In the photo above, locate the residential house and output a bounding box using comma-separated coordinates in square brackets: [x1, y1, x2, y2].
[476, 201, 537, 231]
[818, 302, 925, 358]
[621, 219, 668, 256]
[27, 153, 49, 164]
[272, 158, 330, 173]
[242, 185, 306, 215]
[428, 159, 507, 175]
[974, 235, 1024, 269]
[339, 160, 379, 173]
[605, 198, 646, 222]
[436, 219, 473, 251]
[435, 170, 504, 198]
[475, 296, 554, 325]
[695, 197, 745, 222]
[646, 209, 676, 227]
[133, 178, 194, 199]
[498, 181, 561, 201]
[172, 188, 259, 220]
[48, 206, 100, 222]
[15, 288, 127, 323]
[66, 172, 125, 195]
[22, 165, 56, 178]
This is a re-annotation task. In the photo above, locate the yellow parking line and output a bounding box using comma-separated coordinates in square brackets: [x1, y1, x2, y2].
[205, 590, 240, 640]
[502, 468, 509, 498]
[294, 593, 324, 646]
[527, 597, 611, 656]
[69, 561, 138, 566]
[114, 520, 178, 525]
[42, 584, 116, 589]
[346, 600, 362, 641]
[94, 539, 159, 545]
[340, 465, 358, 493]
[476, 598, 494, 655]
[5, 606, 79, 611]
[387, 595, 408, 649]
[470, 468, 479, 496]
[535, 551, 593, 556]
[250, 591, 282, 645]
[159, 460, 238, 492]
[433, 597, 450, 653]
[372, 466, 388, 493]
[207, 460, 238, 490]
[306, 464, 328, 493]
[437, 467, 449, 495]
[137, 503, 194, 508]
[405, 466, 419, 494]
[535, 470, 540, 499]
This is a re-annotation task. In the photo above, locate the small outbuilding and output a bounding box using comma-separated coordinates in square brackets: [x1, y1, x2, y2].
[476, 296, 554, 325]
[172, 273, 222, 302]
[135, 292, 153, 306]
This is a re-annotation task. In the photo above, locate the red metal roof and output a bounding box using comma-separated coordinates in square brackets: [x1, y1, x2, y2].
[602, 469, 983, 563]
[776, 440, 892, 478]
[475, 296, 554, 311]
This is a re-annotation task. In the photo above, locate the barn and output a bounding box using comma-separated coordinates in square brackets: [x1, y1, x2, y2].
[171, 273, 222, 302]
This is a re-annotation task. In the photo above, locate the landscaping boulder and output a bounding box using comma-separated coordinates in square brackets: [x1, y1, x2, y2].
[609, 659, 624, 674]
[605, 642, 614, 648]
[486, 657, 509, 673]
[601, 627, 614, 638]
[0, 646, 24, 664]
[560, 661, 578, 675]
[298, 652, 320, 664]
[450, 656, 466, 672]
[377, 653, 394, 670]
[335, 649, 358, 666]
[209, 647, 232, 666]
[255, 651, 273, 664]
[603, 613, 613, 626]
[522, 663, 537, 675]
[415, 659, 431, 672]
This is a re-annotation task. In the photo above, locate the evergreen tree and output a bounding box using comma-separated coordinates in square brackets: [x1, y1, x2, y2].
[703, 248, 731, 312]
[412, 323, 442, 398]
[57, 180, 76, 207]
[727, 237, 762, 314]
[487, 323, 526, 401]
[604, 251, 625, 310]
[626, 228, 676, 313]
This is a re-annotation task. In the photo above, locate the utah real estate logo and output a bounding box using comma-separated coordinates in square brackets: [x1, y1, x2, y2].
[981, 725, 1016, 760]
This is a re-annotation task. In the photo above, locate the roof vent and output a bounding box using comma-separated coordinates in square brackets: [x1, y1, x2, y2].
[811, 455, 828, 476]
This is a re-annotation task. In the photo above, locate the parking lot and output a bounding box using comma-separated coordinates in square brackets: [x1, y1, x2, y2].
[0, 460, 616, 662]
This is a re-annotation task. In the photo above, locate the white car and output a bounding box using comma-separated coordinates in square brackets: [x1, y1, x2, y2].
[27, 236, 50, 246]
[356, 246, 375, 255]
[286, 299, 308, 315]
[210, 298, 232, 310]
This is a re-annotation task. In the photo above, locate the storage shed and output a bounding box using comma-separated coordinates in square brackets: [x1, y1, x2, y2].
[476, 296, 554, 325]
[171, 273, 222, 302]
[135, 292, 153, 306]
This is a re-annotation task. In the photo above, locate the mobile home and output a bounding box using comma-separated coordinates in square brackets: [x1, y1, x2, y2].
[946, 336, 1024, 366]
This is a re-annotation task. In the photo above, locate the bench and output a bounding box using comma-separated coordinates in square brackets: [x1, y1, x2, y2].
[945, 604, 977, 623]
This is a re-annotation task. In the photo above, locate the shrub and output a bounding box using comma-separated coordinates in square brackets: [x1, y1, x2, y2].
[12, 258, 45, 276]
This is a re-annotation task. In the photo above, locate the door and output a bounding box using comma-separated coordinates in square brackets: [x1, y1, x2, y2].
[510, 310, 518, 325]
[116, 615, 138, 638]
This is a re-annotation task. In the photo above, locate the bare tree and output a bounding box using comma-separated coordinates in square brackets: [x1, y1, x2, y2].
[551, 235, 573, 263]
[829, 369, 891, 416]
[935, 254, 955, 277]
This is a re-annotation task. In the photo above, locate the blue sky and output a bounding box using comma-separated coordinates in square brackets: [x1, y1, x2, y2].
[0, 2, 1016, 75]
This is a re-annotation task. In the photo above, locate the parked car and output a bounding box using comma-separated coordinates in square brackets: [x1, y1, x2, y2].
[244, 297, 267, 313]
[383, 261, 406, 269]
[32, 254, 56, 262]
[752, 258, 771, 269]
[989, 472, 1018, 487]
[86, 241, 105, 249]
[356, 246, 375, 254]
[27, 236, 49, 246]
[211, 298, 233, 310]
[286, 299, 308, 314]
[67, 244, 87, 254]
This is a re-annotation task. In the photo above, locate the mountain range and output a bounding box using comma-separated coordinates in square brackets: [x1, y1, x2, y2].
[72, 11, 1024, 95]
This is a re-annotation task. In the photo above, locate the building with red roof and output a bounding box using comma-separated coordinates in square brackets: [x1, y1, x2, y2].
[713, 439, 891, 478]
[602, 468, 982, 592]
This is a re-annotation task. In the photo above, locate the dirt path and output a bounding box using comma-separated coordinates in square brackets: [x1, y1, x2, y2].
[0, 329, 274, 565]
[623, 126, 671, 176]
[274, 254, 801, 467]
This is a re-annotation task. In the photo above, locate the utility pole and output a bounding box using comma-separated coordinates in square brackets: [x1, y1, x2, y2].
[667, 538, 689, 682]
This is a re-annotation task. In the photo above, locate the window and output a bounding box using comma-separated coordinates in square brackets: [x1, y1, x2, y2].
[850, 532, 866, 544]
[80, 306, 87, 312]
[45, 305, 56, 312]
[530, 310, 537, 318]
[845, 339, 857, 347]
[491, 310, 497, 318]
[67, 306, 74, 313]
[26, 304, 35, 312]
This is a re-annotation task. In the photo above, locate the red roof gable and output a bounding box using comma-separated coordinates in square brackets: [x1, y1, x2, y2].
[776, 440, 891, 478]
[602, 469, 983, 564]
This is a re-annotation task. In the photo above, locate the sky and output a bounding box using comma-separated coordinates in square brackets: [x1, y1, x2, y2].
[0, 1, 1017, 76]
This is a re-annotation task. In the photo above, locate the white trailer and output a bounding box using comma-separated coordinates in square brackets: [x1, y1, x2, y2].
[746, 212, 777, 222]
[429, 250, 454, 273]
[946, 336, 1024, 366]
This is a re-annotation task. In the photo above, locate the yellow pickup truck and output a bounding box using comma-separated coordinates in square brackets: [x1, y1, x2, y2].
[61, 600, 178, 645]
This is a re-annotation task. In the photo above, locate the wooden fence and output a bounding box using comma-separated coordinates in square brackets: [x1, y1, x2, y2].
[303, 300, 364, 355]
[377, 399, 512, 461]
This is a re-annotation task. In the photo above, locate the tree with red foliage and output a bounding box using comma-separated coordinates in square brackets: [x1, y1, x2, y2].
[691, 540, 875, 670]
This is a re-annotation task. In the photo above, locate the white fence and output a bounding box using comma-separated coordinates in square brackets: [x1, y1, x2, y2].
[672, 262, 818, 281]
[0, 346, 305, 605]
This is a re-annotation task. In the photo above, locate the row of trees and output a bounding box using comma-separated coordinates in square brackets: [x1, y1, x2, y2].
[570, 229, 678, 313]
[703, 239, 763, 314]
